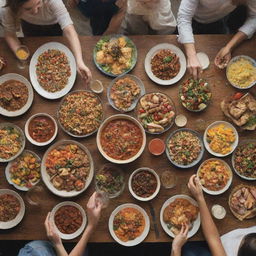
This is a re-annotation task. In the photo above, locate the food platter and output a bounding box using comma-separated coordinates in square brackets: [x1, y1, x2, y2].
[160, 195, 200, 238]
[0, 73, 34, 117]
[0, 189, 25, 229]
[29, 42, 76, 99]
[50, 201, 87, 240]
[108, 203, 150, 246]
[107, 74, 145, 112]
[144, 43, 186, 85]
[41, 140, 94, 197]
[93, 34, 137, 77]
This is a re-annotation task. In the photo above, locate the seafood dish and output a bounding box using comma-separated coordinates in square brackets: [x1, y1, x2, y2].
[95, 164, 125, 198]
[163, 198, 199, 234]
[232, 142, 256, 179]
[109, 75, 142, 111]
[0, 194, 21, 222]
[179, 78, 211, 111]
[136, 92, 175, 133]
[229, 185, 256, 221]
[45, 143, 91, 192]
[221, 92, 256, 131]
[54, 205, 83, 234]
[198, 159, 232, 192]
[58, 91, 103, 137]
[151, 49, 180, 80]
[8, 150, 41, 190]
[100, 118, 143, 161]
[95, 36, 136, 76]
[113, 207, 145, 242]
[36, 49, 71, 92]
[0, 80, 28, 111]
[167, 129, 203, 167]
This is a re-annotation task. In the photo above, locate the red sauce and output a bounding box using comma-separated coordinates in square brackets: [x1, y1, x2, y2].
[148, 138, 165, 155]
[28, 115, 55, 142]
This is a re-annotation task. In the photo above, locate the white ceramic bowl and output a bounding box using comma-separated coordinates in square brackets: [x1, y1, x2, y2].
[0, 73, 34, 117]
[96, 114, 146, 164]
[25, 113, 58, 146]
[108, 203, 150, 246]
[197, 158, 233, 195]
[0, 189, 25, 229]
[128, 167, 160, 201]
[204, 121, 238, 157]
[50, 201, 86, 240]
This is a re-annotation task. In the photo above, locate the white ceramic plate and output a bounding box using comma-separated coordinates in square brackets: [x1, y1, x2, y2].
[50, 201, 87, 240]
[197, 158, 233, 195]
[41, 140, 94, 197]
[144, 43, 186, 85]
[96, 114, 146, 164]
[0, 123, 25, 163]
[160, 195, 200, 238]
[128, 167, 160, 201]
[29, 42, 76, 99]
[204, 121, 238, 157]
[0, 189, 25, 229]
[5, 150, 41, 191]
[25, 113, 58, 146]
[108, 203, 150, 246]
[0, 73, 34, 117]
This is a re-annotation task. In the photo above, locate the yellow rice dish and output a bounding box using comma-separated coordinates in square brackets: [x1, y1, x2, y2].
[227, 58, 256, 88]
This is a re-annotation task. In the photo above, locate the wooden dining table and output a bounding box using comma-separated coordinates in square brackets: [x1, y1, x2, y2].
[0, 34, 255, 242]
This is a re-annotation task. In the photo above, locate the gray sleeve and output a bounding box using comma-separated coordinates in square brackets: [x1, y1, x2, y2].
[177, 0, 199, 44]
[1, 7, 17, 33]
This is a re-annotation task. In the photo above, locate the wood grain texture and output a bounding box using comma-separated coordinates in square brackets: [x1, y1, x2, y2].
[0, 35, 255, 242]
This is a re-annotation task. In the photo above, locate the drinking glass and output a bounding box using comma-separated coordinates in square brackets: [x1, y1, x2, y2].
[25, 184, 44, 208]
[15, 45, 30, 69]
[95, 191, 109, 209]
[160, 170, 177, 189]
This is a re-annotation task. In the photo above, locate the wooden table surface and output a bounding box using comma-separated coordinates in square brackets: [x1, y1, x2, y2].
[0, 35, 255, 242]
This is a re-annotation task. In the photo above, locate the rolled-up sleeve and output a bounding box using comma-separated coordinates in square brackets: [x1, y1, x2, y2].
[238, 0, 256, 38]
[49, 0, 73, 30]
[177, 0, 199, 44]
[1, 7, 17, 33]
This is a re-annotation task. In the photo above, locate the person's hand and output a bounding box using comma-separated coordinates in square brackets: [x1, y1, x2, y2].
[214, 46, 231, 69]
[187, 54, 202, 80]
[44, 212, 62, 246]
[172, 223, 189, 252]
[67, 0, 79, 8]
[187, 174, 204, 201]
[86, 192, 103, 230]
[77, 60, 92, 86]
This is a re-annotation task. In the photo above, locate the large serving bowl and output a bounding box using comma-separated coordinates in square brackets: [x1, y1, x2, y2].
[41, 140, 94, 197]
[96, 114, 146, 164]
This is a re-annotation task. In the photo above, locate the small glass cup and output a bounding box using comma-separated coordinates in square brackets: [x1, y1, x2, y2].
[160, 170, 177, 189]
[95, 191, 109, 209]
[25, 184, 44, 208]
[15, 45, 30, 69]
[90, 80, 104, 94]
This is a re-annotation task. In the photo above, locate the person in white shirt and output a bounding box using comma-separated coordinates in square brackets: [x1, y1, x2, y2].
[177, 0, 256, 79]
[122, 0, 176, 35]
[2, 0, 92, 84]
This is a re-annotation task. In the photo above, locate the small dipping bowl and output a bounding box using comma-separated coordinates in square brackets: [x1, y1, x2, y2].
[211, 204, 226, 219]
[90, 80, 104, 94]
[175, 114, 187, 127]
[148, 138, 165, 156]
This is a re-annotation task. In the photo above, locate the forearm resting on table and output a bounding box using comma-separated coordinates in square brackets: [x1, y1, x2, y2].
[4, 31, 21, 54]
[225, 31, 248, 52]
[197, 197, 227, 256]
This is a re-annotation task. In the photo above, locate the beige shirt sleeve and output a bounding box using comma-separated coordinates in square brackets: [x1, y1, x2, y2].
[1, 7, 17, 33]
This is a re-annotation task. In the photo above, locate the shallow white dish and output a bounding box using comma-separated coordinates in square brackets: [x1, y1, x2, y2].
[50, 201, 87, 240]
[29, 42, 76, 99]
[0, 73, 34, 117]
[128, 167, 160, 201]
[144, 43, 186, 85]
[41, 140, 94, 197]
[204, 121, 238, 157]
[25, 113, 58, 146]
[197, 158, 233, 195]
[0, 189, 25, 229]
[160, 194, 200, 238]
[96, 114, 146, 164]
[108, 203, 150, 246]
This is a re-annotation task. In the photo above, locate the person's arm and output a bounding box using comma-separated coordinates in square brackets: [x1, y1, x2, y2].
[177, 0, 201, 79]
[63, 24, 92, 85]
[103, 0, 127, 35]
[4, 30, 22, 54]
[188, 175, 227, 256]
